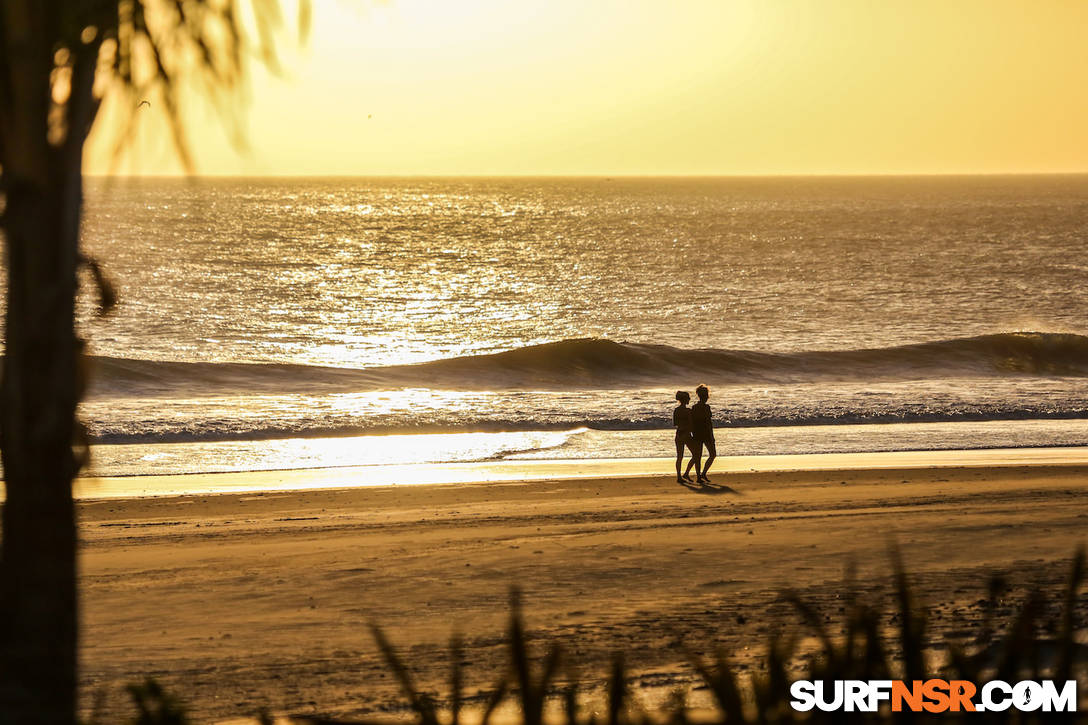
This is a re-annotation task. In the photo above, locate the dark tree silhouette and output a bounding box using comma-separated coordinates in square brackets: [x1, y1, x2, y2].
[0, 2, 307, 721]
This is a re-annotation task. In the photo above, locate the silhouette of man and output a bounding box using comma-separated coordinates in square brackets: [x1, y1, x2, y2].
[686, 384, 716, 483]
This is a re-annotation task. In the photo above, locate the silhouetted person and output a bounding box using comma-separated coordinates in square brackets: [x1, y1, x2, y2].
[673, 390, 696, 483]
[687, 384, 716, 483]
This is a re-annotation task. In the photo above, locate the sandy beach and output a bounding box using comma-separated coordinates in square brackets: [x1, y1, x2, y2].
[76, 454, 1088, 722]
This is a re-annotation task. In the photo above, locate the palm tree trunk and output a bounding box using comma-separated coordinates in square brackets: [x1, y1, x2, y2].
[0, 179, 82, 724]
[0, 161, 83, 725]
[0, 4, 84, 721]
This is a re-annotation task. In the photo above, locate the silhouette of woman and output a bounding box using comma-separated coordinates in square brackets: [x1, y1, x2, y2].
[673, 390, 697, 483]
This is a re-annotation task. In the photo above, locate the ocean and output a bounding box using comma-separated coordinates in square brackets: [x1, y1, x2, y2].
[68, 174, 1088, 478]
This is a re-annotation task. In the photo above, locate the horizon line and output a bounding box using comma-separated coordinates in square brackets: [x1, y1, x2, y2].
[84, 170, 1088, 180]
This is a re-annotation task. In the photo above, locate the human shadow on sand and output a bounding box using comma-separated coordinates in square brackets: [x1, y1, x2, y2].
[676, 479, 738, 495]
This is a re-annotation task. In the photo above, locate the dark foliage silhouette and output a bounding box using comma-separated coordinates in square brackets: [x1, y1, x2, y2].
[0, 3, 307, 721]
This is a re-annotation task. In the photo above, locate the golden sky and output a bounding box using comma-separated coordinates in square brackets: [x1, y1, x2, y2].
[85, 0, 1088, 176]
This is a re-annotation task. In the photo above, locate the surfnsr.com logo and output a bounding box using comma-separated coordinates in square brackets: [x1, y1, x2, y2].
[789, 680, 1077, 713]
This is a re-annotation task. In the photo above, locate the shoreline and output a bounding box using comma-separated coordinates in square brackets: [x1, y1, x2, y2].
[70, 444, 1088, 501]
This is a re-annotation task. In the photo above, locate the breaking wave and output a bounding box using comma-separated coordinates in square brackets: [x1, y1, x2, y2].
[88, 332, 1088, 398]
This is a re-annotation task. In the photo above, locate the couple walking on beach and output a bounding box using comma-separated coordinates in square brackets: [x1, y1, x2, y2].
[673, 384, 716, 484]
